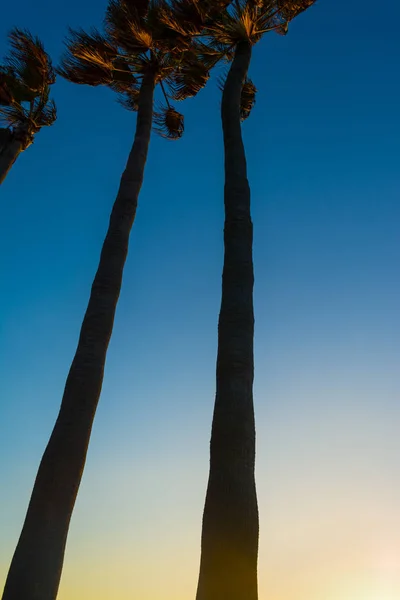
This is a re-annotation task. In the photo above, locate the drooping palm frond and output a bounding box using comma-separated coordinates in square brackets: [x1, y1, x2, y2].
[0, 93, 56, 133]
[33, 98, 57, 128]
[109, 57, 139, 92]
[0, 71, 14, 105]
[58, 28, 119, 86]
[106, 0, 153, 52]
[5, 28, 55, 92]
[166, 58, 210, 100]
[147, 1, 195, 55]
[0, 103, 26, 129]
[0, 28, 56, 136]
[28, 84, 57, 128]
[192, 39, 235, 69]
[1, 28, 55, 106]
[117, 85, 141, 110]
[165, 0, 233, 32]
[157, 0, 205, 37]
[0, 66, 37, 104]
[192, 0, 233, 23]
[275, 21, 289, 35]
[277, 0, 316, 22]
[124, 0, 151, 20]
[153, 103, 184, 139]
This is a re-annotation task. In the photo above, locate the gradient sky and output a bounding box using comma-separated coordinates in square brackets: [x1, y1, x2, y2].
[1, 1, 400, 599]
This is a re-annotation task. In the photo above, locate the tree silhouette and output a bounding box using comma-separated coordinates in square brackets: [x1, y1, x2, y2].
[1, 1, 225, 598]
[0, 28, 56, 186]
[194, 2, 315, 599]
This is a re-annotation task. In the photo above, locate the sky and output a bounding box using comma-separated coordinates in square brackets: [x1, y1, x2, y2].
[1, 1, 400, 599]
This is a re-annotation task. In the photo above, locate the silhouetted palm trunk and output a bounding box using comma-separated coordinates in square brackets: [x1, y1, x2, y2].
[0, 129, 24, 185]
[2, 68, 156, 600]
[196, 41, 258, 600]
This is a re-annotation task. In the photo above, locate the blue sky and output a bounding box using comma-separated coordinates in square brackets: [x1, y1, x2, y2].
[1, 1, 400, 599]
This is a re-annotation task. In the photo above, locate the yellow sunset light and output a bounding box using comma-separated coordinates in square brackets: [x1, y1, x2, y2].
[326, 582, 397, 600]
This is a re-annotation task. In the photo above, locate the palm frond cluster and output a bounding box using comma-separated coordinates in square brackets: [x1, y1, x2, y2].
[160, 0, 316, 120]
[59, 0, 316, 136]
[0, 29, 57, 147]
[0, 1, 316, 147]
[58, 0, 230, 139]
[195, 0, 314, 120]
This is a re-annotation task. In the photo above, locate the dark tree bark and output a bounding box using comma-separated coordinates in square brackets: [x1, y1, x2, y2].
[196, 41, 259, 600]
[0, 130, 24, 186]
[2, 69, 156, 600]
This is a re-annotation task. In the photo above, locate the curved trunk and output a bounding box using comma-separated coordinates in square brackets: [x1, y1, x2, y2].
[196, 41, 258, 600]
[0, 131, 24, 186]
[2, 70, 156, 600]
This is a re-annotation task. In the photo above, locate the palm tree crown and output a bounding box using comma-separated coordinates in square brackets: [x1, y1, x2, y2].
[58, 0, 231, 138]
[202, 0, 316, 111]
[147, 0, 316, 124]
[0, 28, 56, 150]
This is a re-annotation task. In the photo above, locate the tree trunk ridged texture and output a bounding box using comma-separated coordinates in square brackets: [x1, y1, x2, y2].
[196, 41, 259, 600]
[1, 70, 156, 600]
[0, 130, 24, 186]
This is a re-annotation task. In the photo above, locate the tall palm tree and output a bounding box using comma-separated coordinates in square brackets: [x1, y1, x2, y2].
[189, 2, 315, 599]
[1, 1, 226, 599]
[0, 29, 56, 186]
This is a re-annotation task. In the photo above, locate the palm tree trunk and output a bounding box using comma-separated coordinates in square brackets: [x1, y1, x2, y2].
[2, 69, 156, 600]
[0, 131, 24, 186]
[196, 41, 258, 600]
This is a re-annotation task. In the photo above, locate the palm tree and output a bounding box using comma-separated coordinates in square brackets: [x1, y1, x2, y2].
[1, 1, 229, 598]
[0, 29, 56, 186]
[189, 2, 316, 599]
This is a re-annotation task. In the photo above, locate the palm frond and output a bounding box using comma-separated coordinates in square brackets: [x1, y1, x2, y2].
[0, 102, 27, 128]
[146, 1, 195, 54]
[31, 94, 57, 128]
[166, 59, 210, 100]
[205, 0, 314, 45]
[206, 4, 263, 46]
[117, 85, 141, 110]
[123, 0, 151, 19]
[193, 40, 235, 67]
[5, 28, 55, 92]
[277, 0, 316, 23]
[109, 57, 138, 92]
[275, 21, 289, 35]
[0, 66, 38, 103]
[197, 0, 233, 22]
[0, 71, 14, 105]
[153, 104, 184, 139]
[58, 28, 117, 86]
[0, 30, 56, 136]
[157, 0, 205, 37]
[106, 0, 153, 52]
[167, 0, 232, 29]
